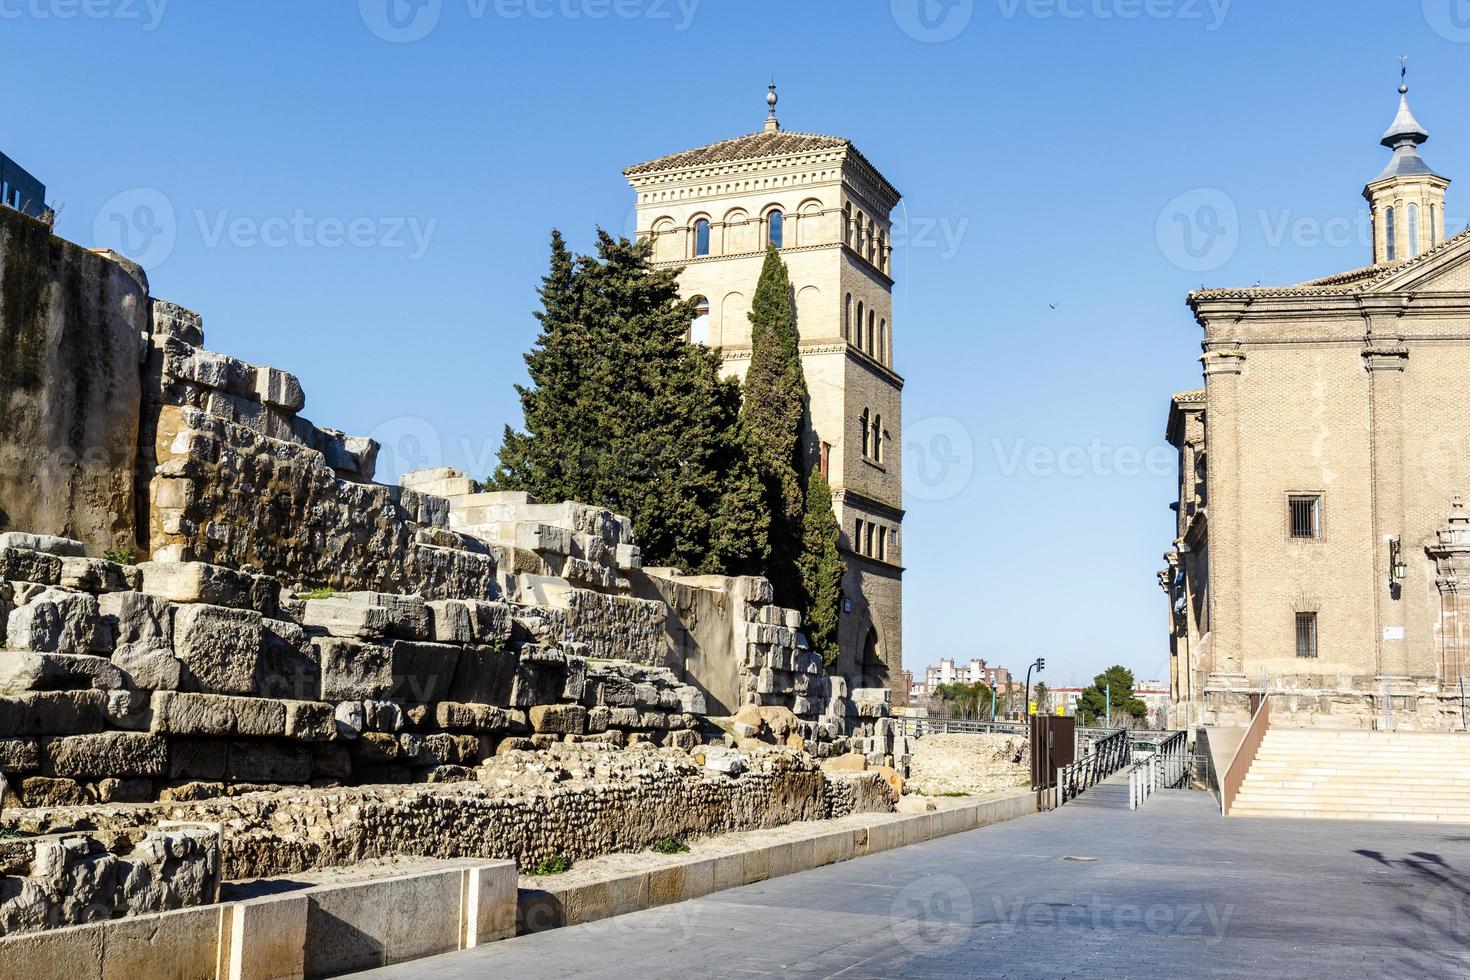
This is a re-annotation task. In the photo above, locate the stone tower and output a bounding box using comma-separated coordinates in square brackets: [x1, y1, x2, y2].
[624, 88, 904, 694]
[1365, 79, 1449, 265]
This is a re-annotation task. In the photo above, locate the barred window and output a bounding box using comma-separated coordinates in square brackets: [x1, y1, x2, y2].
[1296, 612, 1319, 658]
[1289, 495, 1321, 539]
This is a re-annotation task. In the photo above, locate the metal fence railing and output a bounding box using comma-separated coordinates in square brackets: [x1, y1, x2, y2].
[1052, 728, 1132, 808]
[1128, 731, 1189, 810]
[898, 718, 1028, 737]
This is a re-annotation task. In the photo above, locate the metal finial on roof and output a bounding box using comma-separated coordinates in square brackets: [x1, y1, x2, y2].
[1383, 60, 1428, 149]
[764, 82, 780, 133]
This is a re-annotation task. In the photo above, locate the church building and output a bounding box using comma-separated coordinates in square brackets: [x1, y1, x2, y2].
[1164, 79, 1470, 730]
[625, 88, 904, 695]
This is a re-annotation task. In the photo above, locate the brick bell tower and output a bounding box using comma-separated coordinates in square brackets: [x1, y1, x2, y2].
[624, 87, 905, 696]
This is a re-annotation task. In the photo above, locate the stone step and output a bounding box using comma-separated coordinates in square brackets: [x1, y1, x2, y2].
[1235, 791, 1470, 807]
[1230, 807, 1470, 823]
[1239, 779, 1470, 793]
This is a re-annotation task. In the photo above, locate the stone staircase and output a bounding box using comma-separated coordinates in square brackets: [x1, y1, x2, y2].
[1230, 728, 1470, 823]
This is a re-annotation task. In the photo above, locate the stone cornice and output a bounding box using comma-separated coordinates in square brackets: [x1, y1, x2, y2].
[837, 488, 905, 522]
[717, 339, 905, 388]
[628, 146, 901, 214]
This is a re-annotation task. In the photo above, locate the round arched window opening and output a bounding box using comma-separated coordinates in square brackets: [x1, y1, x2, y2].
[767, 210, 784, 249]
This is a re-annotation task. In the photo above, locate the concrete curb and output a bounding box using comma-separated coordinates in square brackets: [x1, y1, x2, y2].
[518, 792, 1038, 933]
[0, 857, 518, 980]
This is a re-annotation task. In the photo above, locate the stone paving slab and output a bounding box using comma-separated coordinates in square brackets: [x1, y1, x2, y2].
[355, 786, 1470, 979]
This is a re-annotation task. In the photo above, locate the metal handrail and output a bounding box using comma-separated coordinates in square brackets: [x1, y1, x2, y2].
[1054, 728, 1132, 807]
[1128, 731, 1189, 810]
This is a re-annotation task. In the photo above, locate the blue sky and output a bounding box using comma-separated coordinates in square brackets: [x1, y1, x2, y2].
[5, 0, 1467, 686]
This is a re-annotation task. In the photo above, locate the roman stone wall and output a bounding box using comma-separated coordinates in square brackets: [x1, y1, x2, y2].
[0, 207, 146, 556]
[0, 825, 219, 936]
[0, 540, 712, 808]
[3, 747, 895, 882]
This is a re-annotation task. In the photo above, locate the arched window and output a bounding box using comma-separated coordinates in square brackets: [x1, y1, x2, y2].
[866, 221, 876, 263]
[860, 408, 870, 458]
[1408, 204, 1421, 258]
[872, 414, 883, 463]
[878, 232, 887, 272]
[876, 527, 886, 562]
[854, 519, 865, 555]
[856, 301, 865, 346]
[1386, 206, 1397, 262]
[690, 297, 711, 345]
[843, 294, 853, 341]
[843, 205, 853, 246]
[693, 218, 711, 257]
[767, 210, 784, 248]
[867, 310, 876, 355]
[879, 319, 887, 364]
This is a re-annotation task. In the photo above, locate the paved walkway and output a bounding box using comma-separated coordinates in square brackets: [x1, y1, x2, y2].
[358, 787, 1470, 978]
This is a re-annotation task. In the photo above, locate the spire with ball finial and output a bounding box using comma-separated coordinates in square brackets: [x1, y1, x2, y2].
[1365, 57, 1450, 265]
[764, 82, 780, 133]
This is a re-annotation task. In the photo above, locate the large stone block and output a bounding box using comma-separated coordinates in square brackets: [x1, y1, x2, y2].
[0, 691, 108, 736]
[150, 691, 287, 737]
[6, 588, 109, 654]
[284, 700, 336, 741]
[446, 646, 519, 706]
[0, 533, 86, 557]
[528, 704, 587, 736]
[0, 548, 61, 587]
[172, 604, 264, 695]
[432, 702, 508, 732]
[0, 737, 40, 772]
[300, 598, 391, 639]
[167, 739, 227, 780]
[254, 365, 305, 412]
[318, 638, 457, 702]
[58, 557, 132, 594]
[0, 652, 127, 693]
[136, 561, 279, 616]
[111, 641, 183, 691]
[348, 593, 431, 641]
[99, 591, 174, 646]
[225, 740, 312, 783]
[43, 732, 168, 778]
[258, 619, 320, 702]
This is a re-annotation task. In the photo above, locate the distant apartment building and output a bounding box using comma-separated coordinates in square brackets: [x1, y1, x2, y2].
[0, 151, 47, 220]
[1051, 680, 1168, 724]
[908, 657, 1012, 700]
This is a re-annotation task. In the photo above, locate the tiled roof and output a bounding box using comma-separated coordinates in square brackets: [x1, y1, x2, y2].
[624, 130, 851, 176]
[1190, 225, 1470, 302]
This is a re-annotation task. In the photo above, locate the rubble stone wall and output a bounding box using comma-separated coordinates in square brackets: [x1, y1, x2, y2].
[0, 825, 219, 936]
[3, 748, 892, 882]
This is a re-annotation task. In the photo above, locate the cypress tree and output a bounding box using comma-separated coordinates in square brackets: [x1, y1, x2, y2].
[493, 231, 767, 573]
[798, 468, 844, 667]
[739, 247, 808, 607]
